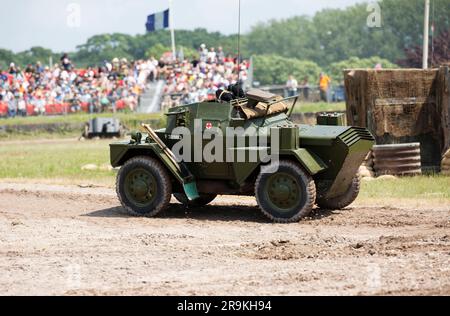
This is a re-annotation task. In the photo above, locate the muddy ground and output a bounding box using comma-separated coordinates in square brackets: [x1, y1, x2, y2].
[0, 182, 449, 296]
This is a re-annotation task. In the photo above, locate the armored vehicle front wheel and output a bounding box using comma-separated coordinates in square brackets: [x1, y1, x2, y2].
[116, 157, 172, 217]
[316, 174, 361, 210]
[255, 161, 316, 223]
[173, 193, 217, 207]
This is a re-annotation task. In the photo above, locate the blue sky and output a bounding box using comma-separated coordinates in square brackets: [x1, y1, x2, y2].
[2, 0, 367, 52]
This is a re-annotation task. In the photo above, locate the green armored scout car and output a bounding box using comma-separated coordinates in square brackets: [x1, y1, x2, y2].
[110, 89, 374, 223]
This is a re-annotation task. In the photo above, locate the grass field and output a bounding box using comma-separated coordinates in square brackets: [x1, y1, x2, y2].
[0, 138, 449, 201]
[0, 112, 165, 127]
[292, 102, 346, 113]
[0, 112, 165, 140]
[0, 139, 114, 184]
[359, 176, 450, 200]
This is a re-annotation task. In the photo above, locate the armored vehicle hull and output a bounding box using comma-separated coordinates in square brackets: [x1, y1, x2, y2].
[111, 90, 374, 222]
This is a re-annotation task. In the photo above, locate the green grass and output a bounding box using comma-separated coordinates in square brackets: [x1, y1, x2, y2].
[0, 139, 114, 183]
[0, 112, 166, 140]
[293, 102, 346, 113]
[0, 138, 449, 202]
[360, 176, 450, 200]
[0, 112, 163, 127]
[1, 131, 80, 141]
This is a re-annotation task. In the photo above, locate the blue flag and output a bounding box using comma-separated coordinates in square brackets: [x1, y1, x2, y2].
[146, 9, 170, 32]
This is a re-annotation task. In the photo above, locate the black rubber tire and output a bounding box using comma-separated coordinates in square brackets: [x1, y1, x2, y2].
[316, 174, 361, 210]
[173, 193, 217, 207]
[255, 160, 316, 223]
[116, 156, 172, 217]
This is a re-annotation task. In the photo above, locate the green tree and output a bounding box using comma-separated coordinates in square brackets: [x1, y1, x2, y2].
[145, 43, 171, 59]
[14, 47, 60, 68]
[72, 29, 241, 66]
[0, 49, 19, 69]
[74, 33, 134, 66]
[398, 28, 450, 67]
[178, 46, 199, 60]
[246, 16, 320, 62]
[253, 55, 322, 85]
[245, 0, 450, 66]
[327, 57, 399, 83]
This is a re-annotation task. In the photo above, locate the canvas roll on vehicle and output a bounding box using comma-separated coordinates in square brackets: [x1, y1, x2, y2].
[110, 88, 375, 223]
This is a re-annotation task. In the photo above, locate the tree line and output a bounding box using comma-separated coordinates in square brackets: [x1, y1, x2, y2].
[1, 0, 448, 85]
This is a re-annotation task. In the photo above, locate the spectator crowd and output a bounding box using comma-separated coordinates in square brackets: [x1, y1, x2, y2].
[0, 44, 251, 118]
[0, 42, 345, 120]
[159, 44, 250, 108]
[0, 54, 158, 118]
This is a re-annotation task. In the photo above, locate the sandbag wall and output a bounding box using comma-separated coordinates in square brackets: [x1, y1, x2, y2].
[344, 67, 450, 173]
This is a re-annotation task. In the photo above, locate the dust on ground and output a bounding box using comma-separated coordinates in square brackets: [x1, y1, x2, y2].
[0, 182, 449, 296]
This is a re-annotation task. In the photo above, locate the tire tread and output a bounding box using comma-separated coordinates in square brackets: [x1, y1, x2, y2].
[116, 156, 172, 217]
[316, 174, 361, 210]
[255, 160, 316, 223]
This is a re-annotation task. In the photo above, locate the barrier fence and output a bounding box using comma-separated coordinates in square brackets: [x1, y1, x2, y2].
[0, 99, 129, 118]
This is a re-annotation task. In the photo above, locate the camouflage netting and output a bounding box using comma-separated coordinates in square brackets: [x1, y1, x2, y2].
[345, 67, 450, 170]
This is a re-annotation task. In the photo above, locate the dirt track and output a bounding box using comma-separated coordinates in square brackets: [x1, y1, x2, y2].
[0, 182, 449, 296]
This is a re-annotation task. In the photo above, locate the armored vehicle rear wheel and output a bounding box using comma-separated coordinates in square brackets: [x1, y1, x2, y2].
[116, 157, 172, 217]
[173, 193, 217, 207]
[255, 161, 316, 223]
[316, 174, 361, 210]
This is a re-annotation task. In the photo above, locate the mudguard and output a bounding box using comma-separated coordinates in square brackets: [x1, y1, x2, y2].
[110, 142, 183, 183]
[280, 148, 328, 175]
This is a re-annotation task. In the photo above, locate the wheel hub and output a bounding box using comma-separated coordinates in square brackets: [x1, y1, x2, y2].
[267, 173, 300, 211]
[125, 168, 156, 206]
[275, 184, 290, 200]
[132, 180, 149, 198]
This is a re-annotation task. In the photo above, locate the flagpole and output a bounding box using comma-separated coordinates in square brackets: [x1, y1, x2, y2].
[422, 0, 430, 69]
[169, 0, 176, 61]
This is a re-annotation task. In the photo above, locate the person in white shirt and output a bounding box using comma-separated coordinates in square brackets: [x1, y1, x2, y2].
[207, 47, 217, 64]
[17, 93, 26, 117]
[286, 75, 298, 97]
[199, 44, 208, 63]
[5, 91, 16, 117]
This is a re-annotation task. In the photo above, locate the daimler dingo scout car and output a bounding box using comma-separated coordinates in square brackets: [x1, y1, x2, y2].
[110, 88, 374, 223]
